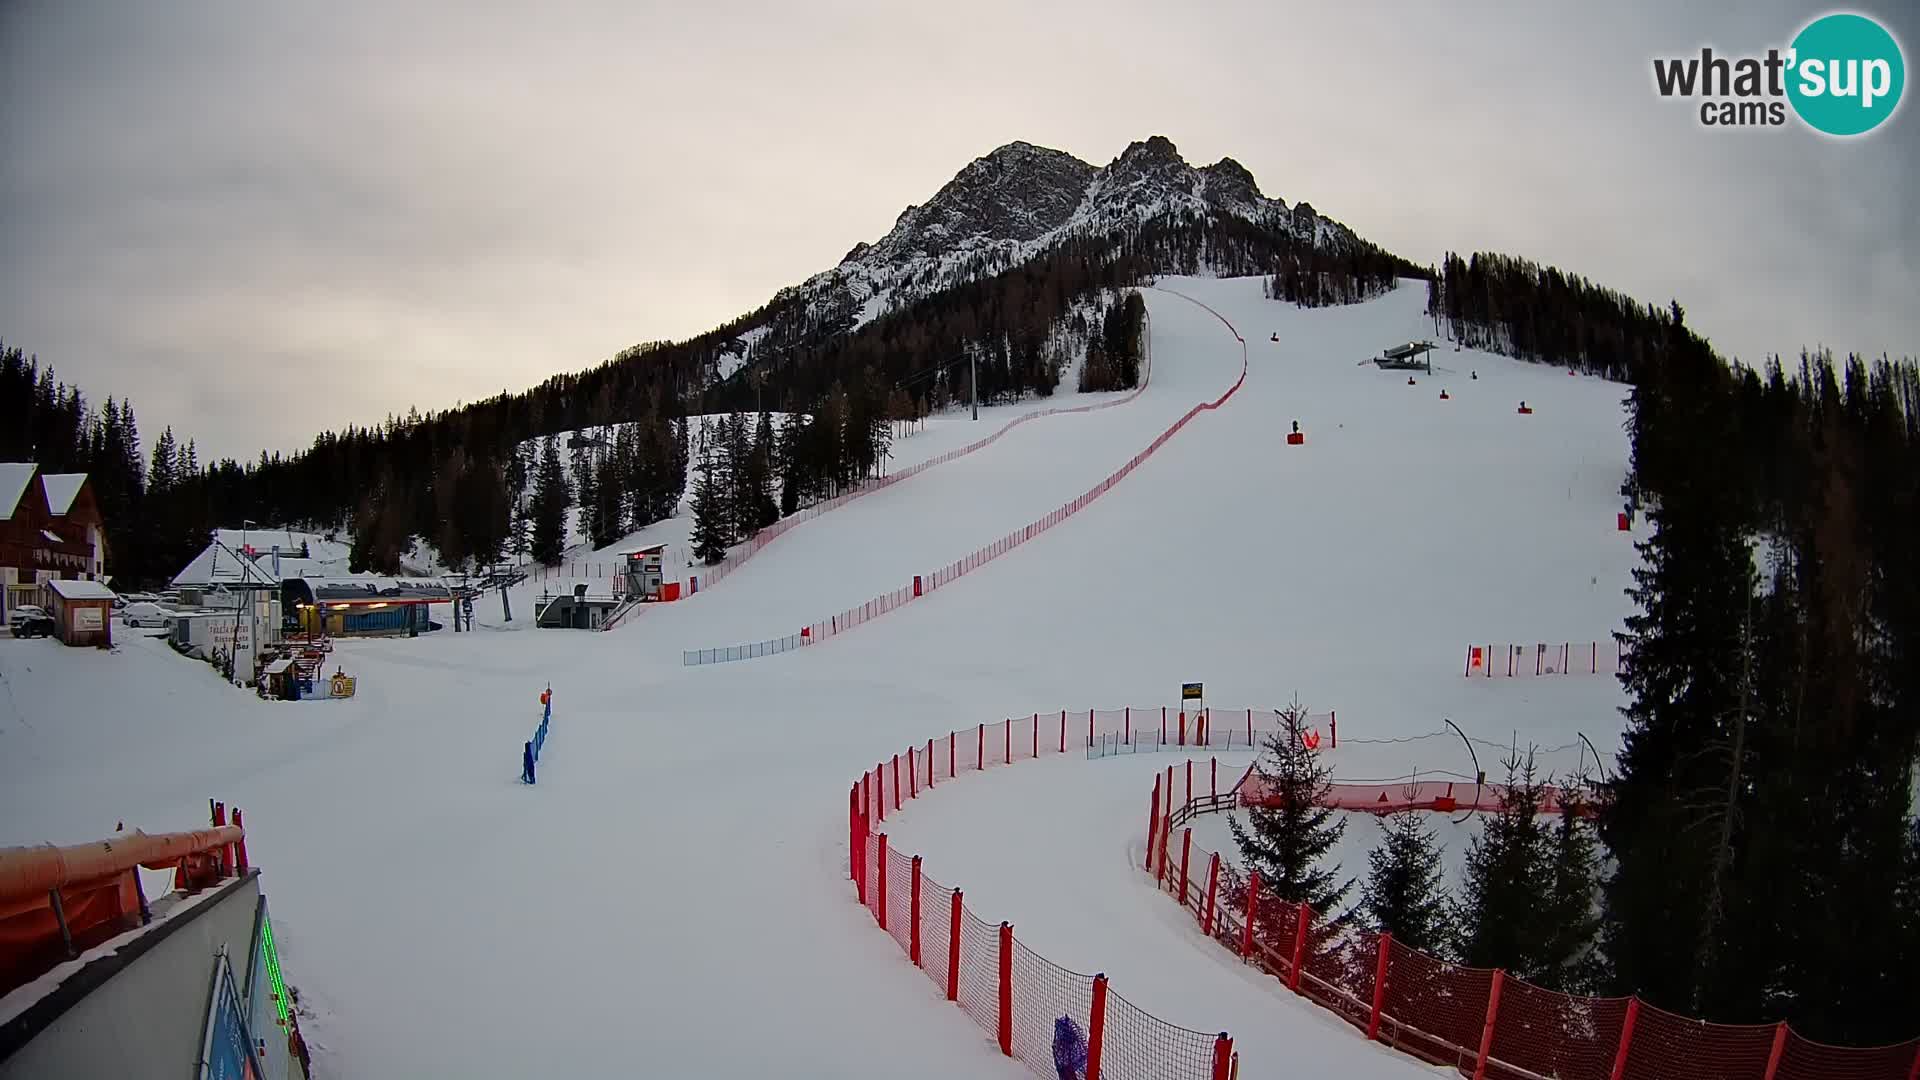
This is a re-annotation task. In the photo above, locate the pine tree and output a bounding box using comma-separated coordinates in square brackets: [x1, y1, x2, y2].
[1536, 792, 1603, 993]
[688, 451, 730, 565]
[530, 436, 570, 566]
[1455, 749, 1552, 975]
[1360, 805, 1452, 954]
[1228, 701, 1353, 916]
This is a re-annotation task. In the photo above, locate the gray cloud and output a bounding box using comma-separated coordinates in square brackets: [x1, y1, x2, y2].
[2, 0, 1914, 459]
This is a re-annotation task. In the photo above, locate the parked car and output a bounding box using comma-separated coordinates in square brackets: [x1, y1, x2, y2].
[8, 605, 55, 638]
[122, 602, 176, 628]
[115, 591, 160, 611]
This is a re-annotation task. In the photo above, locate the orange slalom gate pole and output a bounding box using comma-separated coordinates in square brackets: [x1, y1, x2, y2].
[1289, 905, 1311, 991]
[1368, 933, 1391, 1041]
[876, 834, 890, 931]
[1086, 973, 1108, 1080]
[1211, 1034, 1233, 1080]
[1762, 1023, 1789, 1080]
[1203, 852, 1221, 935]
[1472, 970, 1505, 1080]
[997, 922, 1014, 1057]
[1608, 998, 1640, 1080]
[946, 889, 963, 1001]
[909, 855, 923, 966]
[1240, 872, 1261, 958]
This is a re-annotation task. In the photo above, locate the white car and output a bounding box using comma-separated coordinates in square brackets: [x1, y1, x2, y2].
[122, 602, 176, 628]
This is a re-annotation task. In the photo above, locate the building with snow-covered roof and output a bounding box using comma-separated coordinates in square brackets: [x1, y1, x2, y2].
[43, 577, 116, 647]
[0, 464, 108, 620]
[168, 530, 350, 591]
[282, 575, 453, 637]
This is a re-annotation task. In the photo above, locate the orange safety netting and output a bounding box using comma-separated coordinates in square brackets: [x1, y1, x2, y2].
[1153, 777, 1920, 1080]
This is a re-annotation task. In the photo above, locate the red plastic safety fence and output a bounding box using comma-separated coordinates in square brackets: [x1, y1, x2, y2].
[1153, 776, 1920, 1080]
[689, 288, 1248, 665]
[849, 717, 1240, 1078]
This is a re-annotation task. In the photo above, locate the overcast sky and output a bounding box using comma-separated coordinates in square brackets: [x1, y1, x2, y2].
[2, 1, 1915, 460]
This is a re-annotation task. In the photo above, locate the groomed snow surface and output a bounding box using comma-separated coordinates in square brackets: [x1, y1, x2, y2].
[0, 276, 1638, 1078]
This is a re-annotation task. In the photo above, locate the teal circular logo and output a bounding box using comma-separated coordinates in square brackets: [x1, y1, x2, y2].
[1787, 13, 1905, 136]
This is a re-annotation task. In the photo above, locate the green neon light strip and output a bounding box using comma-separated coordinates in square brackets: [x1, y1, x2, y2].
[260, 913, 290, 1025]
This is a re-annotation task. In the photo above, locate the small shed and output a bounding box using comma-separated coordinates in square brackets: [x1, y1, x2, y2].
[45, 578, 116, 647]
[620, 545, 667, 602]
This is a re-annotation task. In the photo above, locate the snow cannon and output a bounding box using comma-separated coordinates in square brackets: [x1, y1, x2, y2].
[1286, 420, 1305, 446]
[1517, 401, 1534, 415]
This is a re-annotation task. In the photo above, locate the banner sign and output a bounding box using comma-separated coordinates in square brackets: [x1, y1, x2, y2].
[1180, 682, 1203, 701]
[200, 949, 262, 1080]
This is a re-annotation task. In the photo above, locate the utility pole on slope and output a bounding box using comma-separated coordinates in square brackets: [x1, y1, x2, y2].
[970, 344, 978, 421]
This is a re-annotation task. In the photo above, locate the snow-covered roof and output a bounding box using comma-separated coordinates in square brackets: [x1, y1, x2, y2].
[46, 578, 116, 601]
[41, 530, 63, 544]
[0, 463, 36, 518]
[40, 473, 86, 515]
[171, 530, 351, 588]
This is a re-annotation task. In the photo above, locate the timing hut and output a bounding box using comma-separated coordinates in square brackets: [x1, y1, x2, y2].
[1376, 341, 1436, 372]
[619, 544, 677, 603]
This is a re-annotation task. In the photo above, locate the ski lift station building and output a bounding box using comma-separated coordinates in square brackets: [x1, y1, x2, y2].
[1375, 340, 1436, 371]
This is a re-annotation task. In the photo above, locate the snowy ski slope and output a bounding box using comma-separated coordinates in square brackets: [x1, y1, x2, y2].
[0, 276, 1639, 1078]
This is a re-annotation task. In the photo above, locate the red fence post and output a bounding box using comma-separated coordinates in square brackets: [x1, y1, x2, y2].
[977, 723, 984, 770]
[1246, 708, 1253, 747]
[908, 746, 917, 799]
[1146, 776, 1161, 876]
[909, 855, 923, 967]
[1032, 713, 1038, 759]
[1087, 708, 1094, 748]
[1087, 973, 1108, 1080]
[876, 763, 886, 823]
[949, 731, 956, 778]
[1203, 853, 1221, 935]
[947, 889, 964, 1001]
[1330, 710, 1337, 749]
[1005, 719, 1011, 764]
[1179, 828, 1193, 908]
[1059, 709, 1066, 754]
[997, 922, 1014, 1057]
[1161, 706, 1167, 745]
[1179, 710, 1187, 746]
[926, 739, 935, 789]
[876, 834, 890, 931]
[1124, 707, 1130, 744]
[892, 754, 901, 811]
[1211, 1034, 1233, 1080]
[1473, 970, 1505, 1080]
[1367, 933, 1391, 1041]
[231, 808, 249, 873]
[1241, 872, 1261, 958]
[1158, 810, 1172, 886]
[1289, 905, 1311, 991]
[1608, 997, 1640, 1080]
[1762, 1023, 1789, 1080]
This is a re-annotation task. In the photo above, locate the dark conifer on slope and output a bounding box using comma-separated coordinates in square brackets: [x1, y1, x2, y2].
[529, 436, 570, 566]
[1455, 749, 1552, 975]
[1359, 805, 1452, 955]
[688, 450, 730, 566]
[1228, 701, 1353, 917]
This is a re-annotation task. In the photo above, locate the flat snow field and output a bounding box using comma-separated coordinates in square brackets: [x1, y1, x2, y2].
[0, 276, 1639, 1078]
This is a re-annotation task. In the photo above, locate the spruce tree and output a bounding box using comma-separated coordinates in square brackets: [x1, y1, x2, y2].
[1228, 701, 1353, 916]
[688, 451, 730, 565]
[1536, 792, 1602, 993]
[1360, 805, 1452, 954]
[530, 436, 570, 566]
[1455, 749, 1551, 975]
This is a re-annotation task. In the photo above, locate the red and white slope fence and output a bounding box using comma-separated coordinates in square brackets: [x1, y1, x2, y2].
[846, 709, 1278, 1080]
[1465, 640, 1628, 678]
[687, 288, 1248, 664]
[1144, 759, 1920, 1080]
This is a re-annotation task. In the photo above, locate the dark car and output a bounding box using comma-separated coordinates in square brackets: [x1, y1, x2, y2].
[8, 604, 55, 638]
